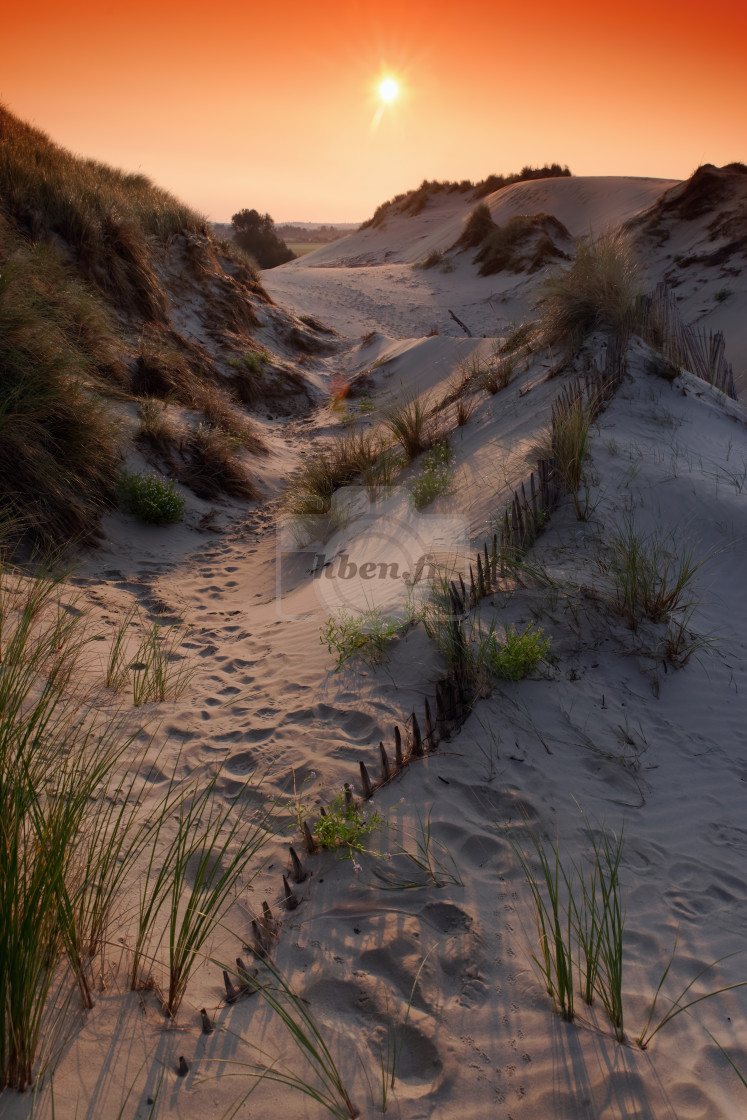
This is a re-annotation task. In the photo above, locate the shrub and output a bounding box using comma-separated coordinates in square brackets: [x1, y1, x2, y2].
[484, 622, 551, 680]
[537, 230, 642, 349]
[120, 472, 185, 524]
[231, 209, 295, 269]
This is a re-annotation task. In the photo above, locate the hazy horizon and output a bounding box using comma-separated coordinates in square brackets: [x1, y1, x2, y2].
[2, 0, 744, 224]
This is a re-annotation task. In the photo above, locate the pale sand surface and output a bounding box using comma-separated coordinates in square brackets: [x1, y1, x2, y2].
[4, 175, 747, 1120]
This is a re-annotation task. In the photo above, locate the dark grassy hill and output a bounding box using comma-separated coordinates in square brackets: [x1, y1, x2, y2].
[0, 107, 329, 548]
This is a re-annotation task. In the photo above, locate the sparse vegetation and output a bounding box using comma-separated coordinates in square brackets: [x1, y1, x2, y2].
[361, 165, 571, 228]
[410, 441, 455, 509]
[320, 607, 403, 672]
[550, 389, 598, 520]
[414, 249, 444, 269]
[130, 621, 194, 706]
[469, 214, 570, 276]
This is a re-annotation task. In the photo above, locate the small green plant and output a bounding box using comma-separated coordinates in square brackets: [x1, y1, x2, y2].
[314, 790, 388, 862]
[215, 957, 359, 1119]
[372, 808, 462, 890]
[715, 288, 731, 303]
[604, 523, 705, 630]
[320, 607, 402, 671]
[120, 472, 185, 525]
[483, 622, 550, 681]
[511, 828, 575, 1021]
[410, 441, 455, 509]
[637, 939, 747, 1050]
[131, 621, 193, 705]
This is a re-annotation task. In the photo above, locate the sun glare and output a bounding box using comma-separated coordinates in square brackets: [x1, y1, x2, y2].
[379, 77, 399, 103]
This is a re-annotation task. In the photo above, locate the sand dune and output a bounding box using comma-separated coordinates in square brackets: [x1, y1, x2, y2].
[4, 168, 747, 1120]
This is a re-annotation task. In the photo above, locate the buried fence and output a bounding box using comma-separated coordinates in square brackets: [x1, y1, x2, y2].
[283, 336, 629, 888]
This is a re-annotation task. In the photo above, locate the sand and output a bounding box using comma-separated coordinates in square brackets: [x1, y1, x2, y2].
[3, 173, 747, 1120]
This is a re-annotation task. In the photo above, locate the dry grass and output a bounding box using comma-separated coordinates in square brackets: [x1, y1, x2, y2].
[383, 394, 443, 462]
[0, 249, 121, 547]
[537, 231, 642, 350]
[192, 383, 268, 455]
[0, 105, 207, 323]
[137, 398, 179, 453]
[183, 426, 259, 501]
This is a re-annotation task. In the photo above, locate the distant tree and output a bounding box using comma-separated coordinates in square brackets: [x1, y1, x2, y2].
[230, 209, 296, 268]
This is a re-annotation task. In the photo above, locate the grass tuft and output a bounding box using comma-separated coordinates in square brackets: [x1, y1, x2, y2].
[537, 230, 641, 350]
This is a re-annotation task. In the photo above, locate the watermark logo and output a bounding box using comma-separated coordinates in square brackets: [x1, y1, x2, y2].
[276, 487, 470, 620]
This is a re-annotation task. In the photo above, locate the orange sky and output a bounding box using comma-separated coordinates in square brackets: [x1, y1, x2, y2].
[2, 0, 745, 222]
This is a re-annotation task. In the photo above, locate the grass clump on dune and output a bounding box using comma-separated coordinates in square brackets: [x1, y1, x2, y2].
[0, 253, 121, 547]
[0, 105, 206, 323]
[537, 230, 642, 350]
[384, 393, 442, 462]
[285, 429, 385, 517]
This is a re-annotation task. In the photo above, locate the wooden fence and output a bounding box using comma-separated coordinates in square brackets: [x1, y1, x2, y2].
[282, 336, 630, 898]
[638, 282, 737, 399]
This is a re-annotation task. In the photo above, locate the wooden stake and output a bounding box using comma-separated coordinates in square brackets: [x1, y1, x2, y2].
[394, 725, 404, 769]
[302, 821, 317, 855]
[223, 970, 239, 1004]
[359, 760, 374, 799]
[282, 874, 299, 909]
[379, 741, 391, 783]
[411, 712, 423, 757]
[424, 697, 435, 750]
[289, 844, 307, 883]
[435, 681, 448, 739]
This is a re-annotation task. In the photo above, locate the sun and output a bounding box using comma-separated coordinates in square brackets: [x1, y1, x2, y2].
[378, 77, 399, 103]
